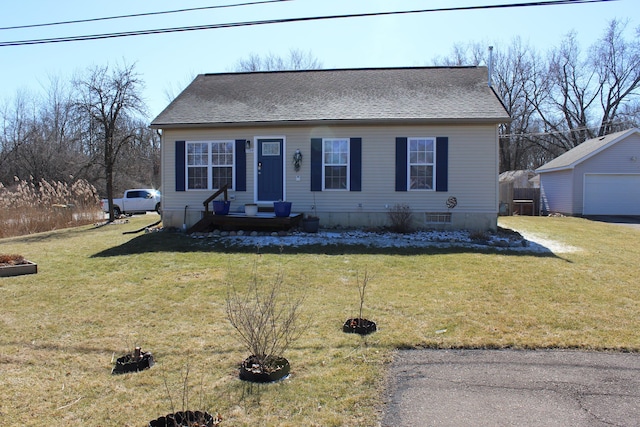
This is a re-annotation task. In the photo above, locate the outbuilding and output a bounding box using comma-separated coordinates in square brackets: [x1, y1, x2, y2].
[536, 128, 640, 216]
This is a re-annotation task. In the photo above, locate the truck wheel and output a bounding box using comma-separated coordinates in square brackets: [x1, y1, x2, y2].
[155, 203, 162, 215]
[113, 207, 122, 217]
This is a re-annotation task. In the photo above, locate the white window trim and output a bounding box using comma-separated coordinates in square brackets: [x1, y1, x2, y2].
[407, 137, 436, 191]
[322, 138, 350, 191]
[185, 140, 235, 191]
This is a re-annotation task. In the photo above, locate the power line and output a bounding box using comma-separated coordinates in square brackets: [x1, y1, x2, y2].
[0, 0, 292, 31]
[0, 0, 617, 47]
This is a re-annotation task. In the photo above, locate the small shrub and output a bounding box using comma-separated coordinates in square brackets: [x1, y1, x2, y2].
[387, 203, 413, 233]
[225, 261, 304, 370]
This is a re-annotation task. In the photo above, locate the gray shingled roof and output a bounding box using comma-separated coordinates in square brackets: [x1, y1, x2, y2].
[536, 128, 640, 173]
[151, 67, 510, 127]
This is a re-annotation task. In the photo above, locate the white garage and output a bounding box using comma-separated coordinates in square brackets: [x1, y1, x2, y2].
[583, 174, 640, 215]
[537, 128, 640, 216]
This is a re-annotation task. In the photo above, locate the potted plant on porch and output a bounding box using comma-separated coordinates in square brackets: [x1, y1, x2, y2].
[244, 203, 258, 216]
[273, 200, 292, 217]
[212, 200, 230, 215]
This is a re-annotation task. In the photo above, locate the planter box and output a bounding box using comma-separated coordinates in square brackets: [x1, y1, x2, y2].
[0, 261, 37, 278]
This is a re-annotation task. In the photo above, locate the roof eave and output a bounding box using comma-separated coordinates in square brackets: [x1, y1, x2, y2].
[150, 117, 511, 129]
[535, 165, 574, 174]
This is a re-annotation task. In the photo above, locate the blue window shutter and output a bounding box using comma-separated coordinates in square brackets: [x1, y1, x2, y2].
[350, 137, 362, 191]
[175, 140, 186, 192]
[235, 139, 246, 191]
[310, 138, 322, 191]
[436, 137, 449, 192]
[395, 137, 408, 192]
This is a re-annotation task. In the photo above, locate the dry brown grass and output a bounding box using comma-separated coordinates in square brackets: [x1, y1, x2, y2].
[0, 176, 103, 238]
[0, 215, 638, 425]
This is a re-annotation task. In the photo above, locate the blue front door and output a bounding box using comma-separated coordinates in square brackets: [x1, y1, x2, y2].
[257, 138, 284, 201]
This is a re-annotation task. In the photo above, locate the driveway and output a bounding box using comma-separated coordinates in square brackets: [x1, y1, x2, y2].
[382, 349, 640, 427]
[584, 215, 640, 229]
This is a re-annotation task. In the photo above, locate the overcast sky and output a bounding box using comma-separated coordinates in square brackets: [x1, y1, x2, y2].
[0, 0, 635, 119]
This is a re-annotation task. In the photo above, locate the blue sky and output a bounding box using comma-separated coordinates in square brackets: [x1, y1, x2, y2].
[0, 0, 635, 119]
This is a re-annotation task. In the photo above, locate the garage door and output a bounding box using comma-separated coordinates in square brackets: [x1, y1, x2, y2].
[583, 174, 640, 215]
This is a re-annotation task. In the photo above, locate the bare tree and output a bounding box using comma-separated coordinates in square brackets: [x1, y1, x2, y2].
[163, 71, 197, 104]
[114, 118, 161, 191]
[532, 20, 640, 150]
[433, 39, 546, 171]
[592, 19, 640, 136]
[433, 19, 640, 171]
[234, 48, 323, 72]
[0, 91, 33, 182]
[532, 31, 598, 151]
[74, 63, 146, 221]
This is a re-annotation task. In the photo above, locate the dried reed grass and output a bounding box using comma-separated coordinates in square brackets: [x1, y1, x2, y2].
[0, 176, 102, 238]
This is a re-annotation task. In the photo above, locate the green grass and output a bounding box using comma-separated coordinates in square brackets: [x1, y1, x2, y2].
[1, 214, 639, 426]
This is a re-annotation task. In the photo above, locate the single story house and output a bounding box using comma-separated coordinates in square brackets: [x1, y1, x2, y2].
[536, 127, 640, 216]
[150, 67, 510, 231]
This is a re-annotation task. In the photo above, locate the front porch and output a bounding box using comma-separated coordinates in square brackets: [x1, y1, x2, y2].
[187, 211, 303, 234]
[184, 185, 303, 234]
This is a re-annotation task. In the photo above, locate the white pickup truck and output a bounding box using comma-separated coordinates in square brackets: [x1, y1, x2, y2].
[101, 189, 161, 217]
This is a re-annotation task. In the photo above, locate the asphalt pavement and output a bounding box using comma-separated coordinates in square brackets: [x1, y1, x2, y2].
[584, 215, 640, 229]
[381, 349, 640, 427]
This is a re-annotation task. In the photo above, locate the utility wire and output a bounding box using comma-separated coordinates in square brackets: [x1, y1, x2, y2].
[0, 0, 617, 47]
[0, 0, 293, 31]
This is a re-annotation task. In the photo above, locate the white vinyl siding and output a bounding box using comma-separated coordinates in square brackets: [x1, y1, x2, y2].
[160, 124, 499, 230]
[539, 170, 574, 215]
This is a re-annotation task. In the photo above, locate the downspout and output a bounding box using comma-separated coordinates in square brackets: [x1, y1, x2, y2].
[183, 205, 189, 231]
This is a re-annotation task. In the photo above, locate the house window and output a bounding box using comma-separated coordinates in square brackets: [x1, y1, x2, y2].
[186, 141, 234, 190]
[408, 137, 435, 190]
[323, 138, 349, 190]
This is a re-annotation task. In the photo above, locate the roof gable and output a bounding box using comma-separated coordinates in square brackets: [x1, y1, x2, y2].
[536, 128, 640, 173]
[151, 67, 510, 128]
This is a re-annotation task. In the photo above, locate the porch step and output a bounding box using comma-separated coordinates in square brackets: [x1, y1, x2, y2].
[186, 216, 216, 234]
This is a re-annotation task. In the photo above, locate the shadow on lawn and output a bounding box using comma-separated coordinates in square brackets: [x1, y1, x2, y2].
[91, 231, 566, 259]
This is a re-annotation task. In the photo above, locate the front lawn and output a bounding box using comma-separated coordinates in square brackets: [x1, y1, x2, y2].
[1, 215, 638, 426]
